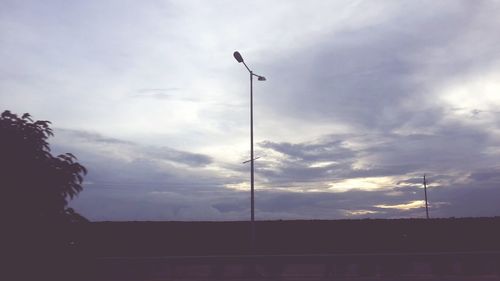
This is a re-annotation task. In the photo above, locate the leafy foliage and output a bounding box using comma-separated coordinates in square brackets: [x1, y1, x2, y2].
[0, 110, 88, 223]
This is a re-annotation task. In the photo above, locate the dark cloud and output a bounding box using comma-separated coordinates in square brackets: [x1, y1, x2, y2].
[71, 188, 249, 221]
[54, 128, 212, 167]
[468, 169, 500, 182]
[256, 137, 357, 185]
[427, 175, 500, 218]
[56, 128, 133, 145]
[72, 178, 500, 221]
[259, 139, 355, 162]
[260, 1, 500, 132]
[141, 145, 212, 167]
[49, 128, 232, 221]
[52, 131, 244, 220]
[256, 135, 417, 188]
[254, 187, 425, 220]
[254, 170, 500, 220]
[255, 118, 498, 186]
[65, 130, 500, 221]
[212, 201, 247, 213]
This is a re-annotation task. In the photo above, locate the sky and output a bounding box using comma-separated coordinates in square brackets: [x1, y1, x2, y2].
[2, 0, 500, 221]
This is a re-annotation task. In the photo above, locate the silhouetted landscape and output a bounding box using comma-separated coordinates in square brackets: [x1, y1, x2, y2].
[74, 218, 500, 257]
[4, 1, 500, 279]
[47, 218, 500, 279]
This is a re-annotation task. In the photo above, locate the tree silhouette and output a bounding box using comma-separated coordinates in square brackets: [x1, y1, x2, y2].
[0, 110, 87, 223]
[1, 110, 90, 280]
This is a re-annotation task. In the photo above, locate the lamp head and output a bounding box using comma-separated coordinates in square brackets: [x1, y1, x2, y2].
[258, 76, 266, 81]
[233, 51, 244, 63]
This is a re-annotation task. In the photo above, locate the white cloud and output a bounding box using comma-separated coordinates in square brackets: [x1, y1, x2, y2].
[375, 200, 425, 210]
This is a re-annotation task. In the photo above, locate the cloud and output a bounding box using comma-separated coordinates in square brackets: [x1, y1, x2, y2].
[2, 1, 500, 220]
[253, 115, 499, 190]
[54, 128, 213, 167]
[53, 129, 133, 145]
[50, 128, 249, 221]
[258, 0, 500, 135]
[131, 88, 183, 100]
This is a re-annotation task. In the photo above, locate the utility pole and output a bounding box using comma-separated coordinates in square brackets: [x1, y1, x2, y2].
[424, 174, 429, 219]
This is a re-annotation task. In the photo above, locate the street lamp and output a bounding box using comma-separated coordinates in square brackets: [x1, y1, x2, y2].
[233, 51, 266, 249]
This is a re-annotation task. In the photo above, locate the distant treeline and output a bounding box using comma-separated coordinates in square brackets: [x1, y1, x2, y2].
[70, 217, 500, 257]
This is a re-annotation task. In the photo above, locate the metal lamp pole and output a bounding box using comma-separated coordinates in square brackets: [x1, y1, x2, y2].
[233, 51, 266, 249]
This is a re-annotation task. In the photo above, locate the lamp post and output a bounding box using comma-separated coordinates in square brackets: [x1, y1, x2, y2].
[233, 51, 266, 249]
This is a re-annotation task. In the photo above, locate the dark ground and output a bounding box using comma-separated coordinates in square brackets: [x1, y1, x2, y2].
[74, 217, 500, 257]
[6, 217, 500, 280]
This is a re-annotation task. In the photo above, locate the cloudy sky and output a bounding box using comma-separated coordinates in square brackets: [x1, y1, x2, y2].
[2, 0, 500, 221]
